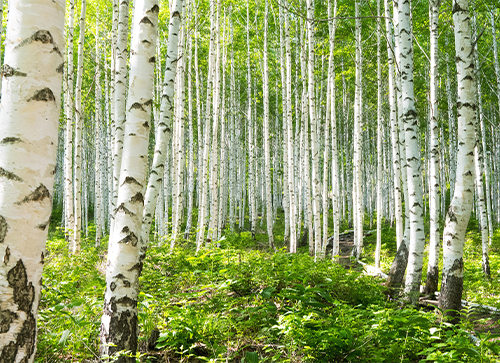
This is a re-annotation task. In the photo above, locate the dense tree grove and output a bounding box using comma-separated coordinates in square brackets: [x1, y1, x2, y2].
[1, 0, 500, 361]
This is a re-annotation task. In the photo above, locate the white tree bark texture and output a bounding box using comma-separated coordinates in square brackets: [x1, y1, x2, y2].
[0, 1, 65, 361]
[425, 0, 441, 296]
[140, 0, 183, 252]
[100, 1, 158, 361]
[439, 0, 477, 322]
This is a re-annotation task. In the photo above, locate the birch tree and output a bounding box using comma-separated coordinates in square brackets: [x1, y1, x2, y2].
[439, 0, 477, 321]
[72, 0, 87, 254]
[0, 0, 65, 361]
[425, 0, 441, 296]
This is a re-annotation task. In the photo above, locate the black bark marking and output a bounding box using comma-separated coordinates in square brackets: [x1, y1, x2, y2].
[140, 16, 154, 26]
[144, 99, 153, 107]
[385, 241, 409, 297]
[16, 30, 62, 57]
[105, 297, 139, 361]
[1, 137, 23, 144]
[116, 203, 134, 216]
[4, 247, 10, 265]
[122, 176, 142, 187]
[129, 102, 145, 112]
[0, 215, 8, 243]
[0, 167, 23, 182]
[37, 219, 50, 230]
[439, 258, 464, 323]
[123, 280, 130, 287]
[0, 309, 18, 333]
[2, 64, 27, 77]
[40, 252, 44, 265]
[28, 88, 56, 102]
[142, 121, 149, 128]
[115, 273, 126, 280]
[18, 313, 36, 358]
[7, 260, 35, 313]
[56, 62, 64, 74]
[128, 263, 142, 272]
[17, 184, 51, 204]
[130, 192, 144, 204]
[110, 282, 116, 291]
[0, 341, 18, 362]
[118, 232, 138, 247]
[150, 4, 160, 14]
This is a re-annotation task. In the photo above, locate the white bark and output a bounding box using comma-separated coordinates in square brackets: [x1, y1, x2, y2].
[100, 1, 158, 361]
[426, 0, 440, 295]
[263, 0, 274, 249]
[72, 0, 86, 254]
[64, 0, 75, 243]
[306, 0, 322, 260]
[95, 17, 103, 247]
[0, 1, 65, 361]
[439, 0, 476, 320]
[140, 0, 183, 250]
[399, 0, 426, 303]
[112, 0, 130, 231]
[375, 0, 383, 269]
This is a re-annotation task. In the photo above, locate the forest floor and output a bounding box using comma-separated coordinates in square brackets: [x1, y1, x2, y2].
[37, 218, 500, 363]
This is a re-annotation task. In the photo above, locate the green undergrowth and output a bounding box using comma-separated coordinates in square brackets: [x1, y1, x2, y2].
[37, 225, 500, 362]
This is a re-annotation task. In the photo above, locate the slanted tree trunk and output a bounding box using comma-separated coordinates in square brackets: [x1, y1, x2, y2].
[439, 0, 476, 322]
[0, 0, 65, 361]
[100, 1, 158, 361]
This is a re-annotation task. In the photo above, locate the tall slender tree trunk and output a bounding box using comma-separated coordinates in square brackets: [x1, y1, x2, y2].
[426, 0, 441, 296]
[0, 1, 65, 361]
[375, 0, 383, 268]
[353, 1, 363, 259]
[439, 0, 476, 322]
[65, 0, 75, 243]
[112, 0, 130, 232]
[100, 2, 158, 361]
[141, 0, 183, 251]
[396, 0, 426, 303]
[72, 0, 87, 254]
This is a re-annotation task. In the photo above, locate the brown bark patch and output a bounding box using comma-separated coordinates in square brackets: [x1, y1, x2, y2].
[425, 264, 439, 297]
[0, 309, 18, 333]
[439, 258, 464, 323]
[2, 64, 27, 77]
[0, 137, 23, 144]
[0, 167, 23, 182]
[3, 247, 10, 265]
[0, 215, 8, 243]
[0, 341, 18, 362]
[17, 184, 51, 204]
[7, 260, 35, 313]
[28, 88, 56, 102]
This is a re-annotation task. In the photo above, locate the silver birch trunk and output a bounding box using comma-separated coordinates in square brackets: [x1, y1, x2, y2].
[72, 0, 86, 254]
[375, 0, 383, 268]
[64, 0, 75, 243]
[112, 0, 130, 231]
[263, 0, 275, 249]
[439, 0, 476, 321]
[307, 0, 322, 260]
[0, 1, 64, 361]
[353, 1, 363, 259]
[425, 0, 441, 296]
[140, 0, 183, 250]
[100, 1, 158, 360]
[399, 0, 426, 303]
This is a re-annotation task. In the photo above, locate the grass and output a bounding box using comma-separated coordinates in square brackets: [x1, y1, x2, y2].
[36, 213, 500, 362]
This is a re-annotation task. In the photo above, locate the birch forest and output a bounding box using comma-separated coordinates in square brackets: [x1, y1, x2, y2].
[2, 0, 500, 362]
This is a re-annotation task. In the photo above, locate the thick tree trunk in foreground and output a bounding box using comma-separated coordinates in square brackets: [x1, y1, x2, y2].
[0, 1, 64, 361]
[439, 0, 476, 322]
[100, 2, 158, 361]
